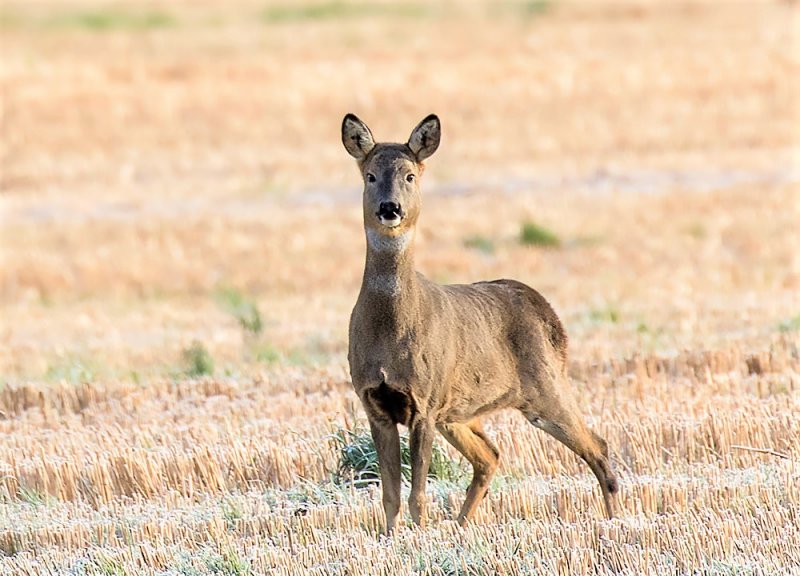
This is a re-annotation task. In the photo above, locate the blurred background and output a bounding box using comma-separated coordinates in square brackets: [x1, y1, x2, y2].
[1, 0, 798, 381]
[2, 2, 800, 572]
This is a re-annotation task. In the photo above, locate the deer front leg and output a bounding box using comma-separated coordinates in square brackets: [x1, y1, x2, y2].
[408, 417, 435, 527]
[368, 418, 402, 535]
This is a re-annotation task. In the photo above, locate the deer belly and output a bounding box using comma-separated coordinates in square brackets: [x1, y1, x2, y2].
[441, 372, 519, 422]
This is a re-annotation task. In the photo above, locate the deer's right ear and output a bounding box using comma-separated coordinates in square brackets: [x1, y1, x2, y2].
[342, 114, 375, 160]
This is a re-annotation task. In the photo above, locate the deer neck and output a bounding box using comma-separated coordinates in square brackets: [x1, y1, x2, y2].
[361, 227, 419, 310]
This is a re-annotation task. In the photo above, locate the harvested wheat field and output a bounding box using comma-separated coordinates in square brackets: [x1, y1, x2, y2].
[1, 0, 799, 574]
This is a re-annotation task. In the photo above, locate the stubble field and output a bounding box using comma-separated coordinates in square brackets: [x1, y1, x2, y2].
[1, 1, 799, 574]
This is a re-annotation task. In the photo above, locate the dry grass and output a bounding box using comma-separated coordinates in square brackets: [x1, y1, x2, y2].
[2, 0, 799, 574]
[2, 346, 799, 573]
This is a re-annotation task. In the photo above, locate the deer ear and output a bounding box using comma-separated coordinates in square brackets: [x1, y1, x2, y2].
[407, 114, 441, 161]
[342, 114, 375, 160]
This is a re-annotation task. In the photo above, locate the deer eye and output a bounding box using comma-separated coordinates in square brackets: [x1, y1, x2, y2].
[406, 173, 415, 183]
[366, 173, 376, 183]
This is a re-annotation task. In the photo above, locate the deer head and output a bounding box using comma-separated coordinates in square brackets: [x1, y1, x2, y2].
[342, 114, 441, 237]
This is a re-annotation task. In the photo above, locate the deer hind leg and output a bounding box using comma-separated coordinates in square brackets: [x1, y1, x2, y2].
[437, 420, 500, 526]
[523, 403, 618, 519]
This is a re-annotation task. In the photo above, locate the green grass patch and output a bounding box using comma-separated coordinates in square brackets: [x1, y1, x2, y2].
[89, 554, 126, 576]
[251, 339, 337, 367]
[520, 221, 560, 248]
[182, 341, 215, 377]
[44, 355, 97, 384]
[463, 234, 496, 255]
[201, 548, 252, 576]
[17, 485, 55, 507]
[262, 2, 431, 23]
[253, 342, 282, 365]
[330, 422, 464, 487]
[518, 0, 553, 17]
[588, 305, 620, 324]
[778, 314, 800, 333]
[48, 10, 176, 31]
[221, 498, 244, 530]
[493, 0, 554, 20]
[0, 8, 177, 31]
[286, 348, 315, 366]
[214, 286, 263, 336]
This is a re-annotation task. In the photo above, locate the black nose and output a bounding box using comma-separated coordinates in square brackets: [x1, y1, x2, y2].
[378, 201, 402, 218]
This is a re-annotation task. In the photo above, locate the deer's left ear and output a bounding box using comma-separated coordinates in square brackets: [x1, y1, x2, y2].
[407, 114, 441, 161]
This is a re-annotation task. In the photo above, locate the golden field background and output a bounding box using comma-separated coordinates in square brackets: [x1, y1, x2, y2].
[1, 0, 799, 574]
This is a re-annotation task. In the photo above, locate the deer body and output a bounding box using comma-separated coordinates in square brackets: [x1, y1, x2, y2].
[343, 115, 618, 534]
[351, 274, 564, 424]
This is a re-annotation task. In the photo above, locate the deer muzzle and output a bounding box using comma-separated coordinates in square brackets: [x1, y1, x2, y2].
[376, 201, 404, 228]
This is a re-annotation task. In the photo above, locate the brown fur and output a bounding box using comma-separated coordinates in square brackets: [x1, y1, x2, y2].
[342, 114, 619, 535]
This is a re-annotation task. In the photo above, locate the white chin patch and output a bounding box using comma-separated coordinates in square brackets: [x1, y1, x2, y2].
[379, 216, 402, 228]
[366, 228, 412, 253]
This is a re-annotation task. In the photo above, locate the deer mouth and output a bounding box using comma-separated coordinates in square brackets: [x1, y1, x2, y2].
[376, 202, 404, 228]
[377, 214, 403, 228]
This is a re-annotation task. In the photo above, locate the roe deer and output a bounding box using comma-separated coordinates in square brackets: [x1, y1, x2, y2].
[342, 114, 618, 535]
